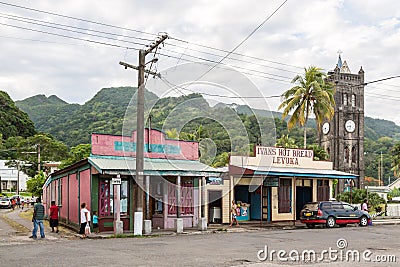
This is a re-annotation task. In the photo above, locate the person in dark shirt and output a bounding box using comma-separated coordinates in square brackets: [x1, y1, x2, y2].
[49, 201, 59, 233]
[29, 197, 45, 239]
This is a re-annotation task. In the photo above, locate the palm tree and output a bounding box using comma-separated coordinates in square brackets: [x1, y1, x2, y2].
[279, 66, 335, 148]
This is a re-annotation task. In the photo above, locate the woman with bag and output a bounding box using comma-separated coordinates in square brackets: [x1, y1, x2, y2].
[79, 202, 91, 239]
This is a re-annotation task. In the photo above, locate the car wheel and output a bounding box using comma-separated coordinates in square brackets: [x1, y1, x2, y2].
[326, 216, 336, 228]
[339, 224, 347, 227]
[359, 216, 368, 227]
[306, 224, 315, 229]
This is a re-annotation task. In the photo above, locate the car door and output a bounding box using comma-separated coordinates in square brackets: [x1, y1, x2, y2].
[331, 202, 344, 220]
[342, 203, 359, 223]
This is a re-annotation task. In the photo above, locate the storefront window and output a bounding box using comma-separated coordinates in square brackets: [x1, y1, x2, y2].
[278, 178, 292, 213]
[317, 180, 329, 201]
[99, 179, 129, 216]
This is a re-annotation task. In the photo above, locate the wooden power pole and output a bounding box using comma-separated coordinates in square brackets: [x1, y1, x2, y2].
[119, 34, 168, 236]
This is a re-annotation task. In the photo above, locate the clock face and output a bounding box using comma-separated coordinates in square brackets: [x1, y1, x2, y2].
[345, 120, 356, 133]
[322, 122, 330, 134]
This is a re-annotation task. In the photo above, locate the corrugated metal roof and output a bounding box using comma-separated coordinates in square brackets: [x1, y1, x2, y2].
[231, 164, 358, 179]
[88, 156, 221, 177]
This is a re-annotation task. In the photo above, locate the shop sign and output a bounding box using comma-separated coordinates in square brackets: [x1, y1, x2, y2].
[206, 177, 223, 185]
[256, 146, 314, 167]
[263, 177, 279, 187]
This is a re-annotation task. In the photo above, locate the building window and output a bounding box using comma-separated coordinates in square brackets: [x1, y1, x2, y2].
[168, 179, 194, 215]
[344, 146, 349, 163]
[343, 93, 348, 106]
[317, 180, 329, 201]
[99, 179, 129, 216]
[351, 94, 356, 107]
[351, 146, 356, 164]
[278, 178, 292, 213]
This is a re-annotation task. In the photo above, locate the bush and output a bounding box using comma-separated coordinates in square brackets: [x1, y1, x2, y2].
[336, 189, 386, 210]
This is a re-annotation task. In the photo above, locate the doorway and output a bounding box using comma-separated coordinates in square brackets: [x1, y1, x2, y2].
[208, 190, 222, 223]
[296, 186, 312, 219]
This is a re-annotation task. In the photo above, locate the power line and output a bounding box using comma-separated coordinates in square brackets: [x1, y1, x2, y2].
[0, 12, 155, 42]
[185, 0, 288, 83]
[157, 52, 291, 83]
[165, 39, 300, 74]
[158, 50, 293, 80]
[0, 22, 141, 50]
[0, 13, 149, 48]
[0, 1, 157, 37]
[159, 76, 282, 99]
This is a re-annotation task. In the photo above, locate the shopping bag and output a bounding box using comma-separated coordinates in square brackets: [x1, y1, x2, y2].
[85, 223, 91, 235]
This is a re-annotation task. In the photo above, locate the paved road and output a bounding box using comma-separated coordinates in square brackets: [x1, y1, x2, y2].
[0, 217, 399, 267]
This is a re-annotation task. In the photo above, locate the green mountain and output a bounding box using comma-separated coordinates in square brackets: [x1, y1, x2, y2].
[0, 91, 36, 140]
[16, 87, 158, 146]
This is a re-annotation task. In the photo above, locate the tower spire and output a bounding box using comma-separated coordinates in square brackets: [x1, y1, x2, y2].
[337, 50, 343, 68]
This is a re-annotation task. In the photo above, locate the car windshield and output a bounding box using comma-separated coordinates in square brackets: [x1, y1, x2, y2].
[1, 197, 9, 201]
[302, 203, 318, 210]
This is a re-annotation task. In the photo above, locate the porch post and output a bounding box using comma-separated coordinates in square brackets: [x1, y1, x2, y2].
[293, 176, 296, 226]
[175, 175, 183, 233]
[198, 176, 207, 231]
[176, 175, 181, 218]
[145, 175, 150, 219]
[144, 175, 152, 234]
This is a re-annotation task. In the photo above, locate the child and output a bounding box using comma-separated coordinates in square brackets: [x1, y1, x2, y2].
[92, 211, 99, 233]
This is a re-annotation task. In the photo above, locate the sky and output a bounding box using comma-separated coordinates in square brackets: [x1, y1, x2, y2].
[1, 0, 400, 124]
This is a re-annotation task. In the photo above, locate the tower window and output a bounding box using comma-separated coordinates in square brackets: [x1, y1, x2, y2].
[344, 146, 349, 163]
[343, 93, 348, 106]
[351, 94, 356, 107]
[351, 146, 356, 163]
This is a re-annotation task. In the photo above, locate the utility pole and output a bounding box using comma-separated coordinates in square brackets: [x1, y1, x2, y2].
[37, 144, 41, 173]
[120, 34, 168, 236]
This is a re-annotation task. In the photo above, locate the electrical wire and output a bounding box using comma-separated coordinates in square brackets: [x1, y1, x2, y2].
[0, 12, 155, 42]
[0, 1, 157, 37]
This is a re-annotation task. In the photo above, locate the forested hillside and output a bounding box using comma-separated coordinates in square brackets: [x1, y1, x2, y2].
[13, 87, 400, 182]
[0, 91, 35, 140]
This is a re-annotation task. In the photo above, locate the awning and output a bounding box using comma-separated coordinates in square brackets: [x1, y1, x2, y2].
[232, 165, 358, 179]
[88, 156, 222, 177]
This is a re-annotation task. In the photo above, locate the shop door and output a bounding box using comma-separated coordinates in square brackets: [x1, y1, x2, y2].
[262, 187, 271, 221]
[296, 187, 312, 219]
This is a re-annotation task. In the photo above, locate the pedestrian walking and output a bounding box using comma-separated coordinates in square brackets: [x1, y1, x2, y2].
[229, 200, 239, 227]
[49, 201, 59, 233]
[29, 197, 45, 239]
[79, 203, 90, 238]
[16, 197, 20, 209]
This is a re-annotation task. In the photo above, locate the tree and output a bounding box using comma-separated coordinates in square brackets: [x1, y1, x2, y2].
[275, 134, 298, 148]
[26, 171, 46, 197]
[7, 133, 68, 177]
[391, 142, 400, 177]
[307, 144, 329, 161]
[59, 144, 91, 169]
[279, 66, 335, 148]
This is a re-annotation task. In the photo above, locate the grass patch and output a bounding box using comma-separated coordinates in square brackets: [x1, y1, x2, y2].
[1, 214, 30, 233]
[216, 228, 227, 232]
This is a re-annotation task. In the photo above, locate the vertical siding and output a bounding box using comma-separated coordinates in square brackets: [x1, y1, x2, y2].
[61, 176, 68, 220]
[79, 169, 91, 212]
[69, 173, 78, 224]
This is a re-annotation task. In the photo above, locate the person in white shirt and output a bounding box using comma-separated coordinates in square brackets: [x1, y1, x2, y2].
[79, 202, 91, 238]
[362, 199, 369, 213]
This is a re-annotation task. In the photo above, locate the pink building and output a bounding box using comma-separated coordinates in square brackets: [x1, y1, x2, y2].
[43, 129, 221, 232]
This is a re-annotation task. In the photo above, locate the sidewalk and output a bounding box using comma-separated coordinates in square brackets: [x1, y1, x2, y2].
[3, 207, 77, 241]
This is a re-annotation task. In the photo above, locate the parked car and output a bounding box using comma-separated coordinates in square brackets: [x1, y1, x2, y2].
[0, 197, 12, 208]
[300, 201, 371, 228]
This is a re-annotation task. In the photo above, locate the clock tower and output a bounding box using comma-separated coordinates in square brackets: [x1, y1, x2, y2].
[319, 55, 365, 191]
